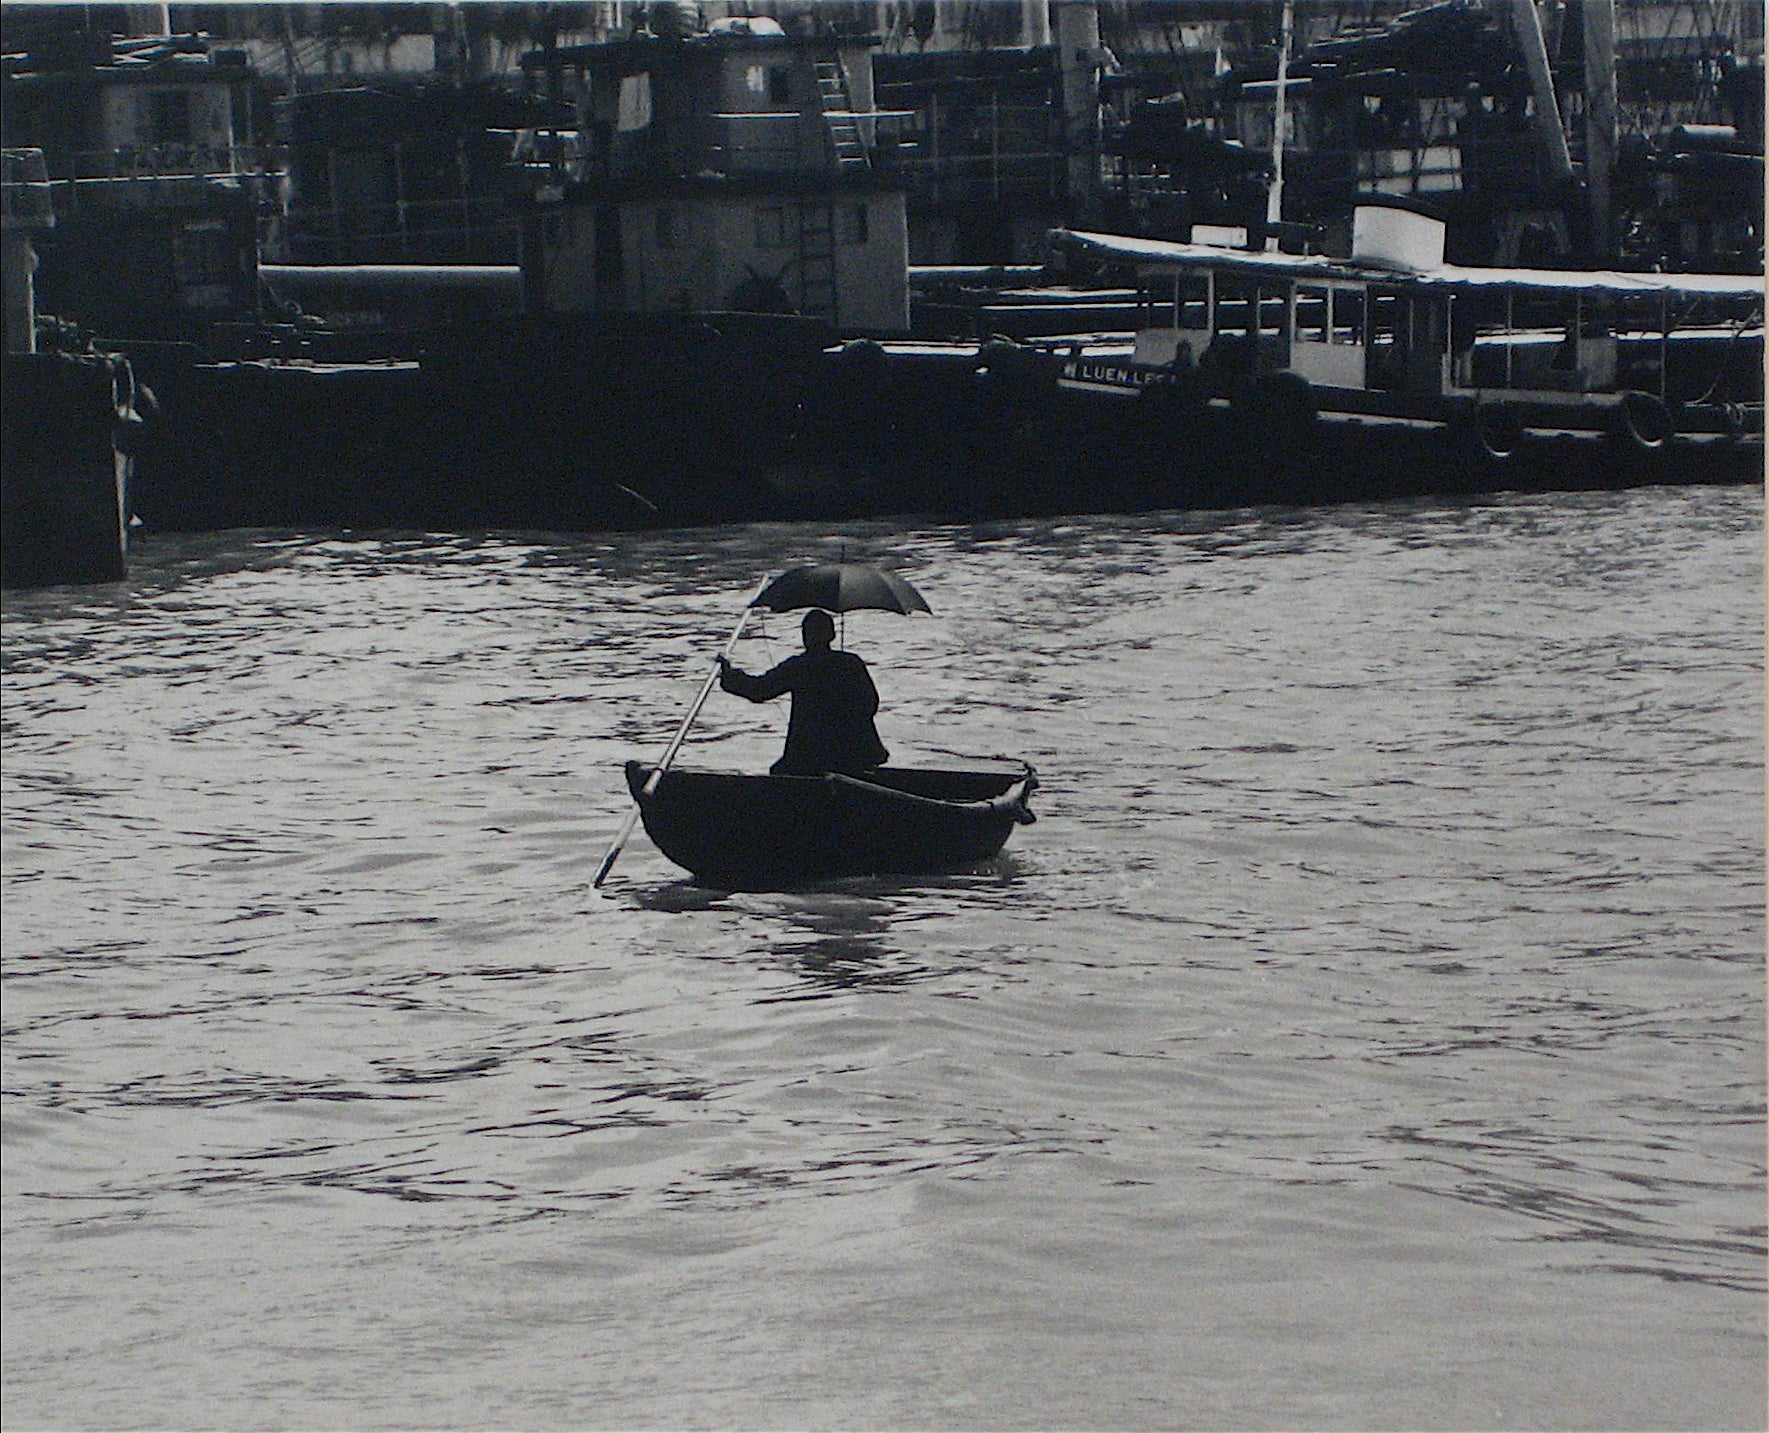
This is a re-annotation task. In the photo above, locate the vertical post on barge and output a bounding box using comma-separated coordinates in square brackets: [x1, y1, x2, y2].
[1582, 0, 1618, 259]
[1506, 0, 1574, 184]
[1056, 0, 1103, 222]
[1266, 0, 1292, 250]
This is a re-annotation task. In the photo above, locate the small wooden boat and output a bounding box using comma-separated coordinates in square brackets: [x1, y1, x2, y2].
[624, 758, 1037, 889]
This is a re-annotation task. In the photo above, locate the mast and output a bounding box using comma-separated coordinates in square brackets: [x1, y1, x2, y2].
[1505, 0, 1574, 182]
[1582, 0, 1617, 258]
[1265, 0, 1293, 248]
[1056, 0, 1103, 222]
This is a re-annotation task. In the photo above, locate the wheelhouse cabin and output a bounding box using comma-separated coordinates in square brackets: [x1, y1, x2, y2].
[516, 15, 915, 333]
[1054, 207, 1763, 456]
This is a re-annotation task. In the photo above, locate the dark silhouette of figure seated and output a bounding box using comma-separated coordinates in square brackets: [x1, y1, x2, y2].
[718, 609, 889, 776]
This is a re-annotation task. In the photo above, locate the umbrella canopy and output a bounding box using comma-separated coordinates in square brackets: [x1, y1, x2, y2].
[751, 563, 932, 616]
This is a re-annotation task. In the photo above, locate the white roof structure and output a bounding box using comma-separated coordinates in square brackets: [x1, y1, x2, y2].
[1054, 229, 1767, 301]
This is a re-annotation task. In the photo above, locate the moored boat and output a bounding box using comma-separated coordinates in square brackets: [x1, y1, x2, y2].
[1045, 204, 1764, 485]
[624, 758, 1037, 889]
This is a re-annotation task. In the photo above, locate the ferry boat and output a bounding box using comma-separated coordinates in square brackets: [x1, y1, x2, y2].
[1043, 205, 1763, 486]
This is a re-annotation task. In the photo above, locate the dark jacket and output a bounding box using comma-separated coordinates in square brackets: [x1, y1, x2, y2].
[720, 647, 889, 776]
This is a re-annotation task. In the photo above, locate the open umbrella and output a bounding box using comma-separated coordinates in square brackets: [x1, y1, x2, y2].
[594, 562, 928, 888]
[752, 563, 932, 616]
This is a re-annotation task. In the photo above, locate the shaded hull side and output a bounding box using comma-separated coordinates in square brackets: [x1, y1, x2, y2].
[1, 351, 132, 589]
[765, 338, 1765, 520]
[625, 761, 1034, 888]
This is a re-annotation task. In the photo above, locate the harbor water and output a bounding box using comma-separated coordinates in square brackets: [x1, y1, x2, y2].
[2, 485, 1764, 1430]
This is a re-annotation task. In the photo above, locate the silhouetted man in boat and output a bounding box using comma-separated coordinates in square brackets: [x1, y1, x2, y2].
[717, 609, 889, 777]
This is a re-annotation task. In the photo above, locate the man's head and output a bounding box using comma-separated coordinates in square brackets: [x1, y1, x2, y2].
[801, 609, 835, 650]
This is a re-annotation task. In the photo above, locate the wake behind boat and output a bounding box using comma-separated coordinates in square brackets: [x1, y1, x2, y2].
[625, 758, 1037, 890]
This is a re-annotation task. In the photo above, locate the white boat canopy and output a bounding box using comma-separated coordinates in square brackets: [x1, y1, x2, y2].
[1053, 230, 1767, 301]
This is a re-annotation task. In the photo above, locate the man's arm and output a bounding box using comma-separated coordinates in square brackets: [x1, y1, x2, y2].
[719, 654, 796, 703]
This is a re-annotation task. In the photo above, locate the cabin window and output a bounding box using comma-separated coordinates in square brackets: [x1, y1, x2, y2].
[1179, 274, 1209, 330]
[755, 204, 789, 248]
[768, 67, 793, 106]
[746, 64, 767, 95]
[1258, 285, 1288, 340]
[836, 203, 868, 245]
[1330, 288, 1363, 344]
[1368, 290, 1402, 348]
[1295, 285, 1329, 344]
[1412, 298, 1443, 350]
[617, 73, 653, 132]
[1214, 277, 1253, 337]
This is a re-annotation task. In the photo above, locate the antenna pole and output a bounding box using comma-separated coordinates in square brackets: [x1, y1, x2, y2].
[1266, 0, 1292, 249]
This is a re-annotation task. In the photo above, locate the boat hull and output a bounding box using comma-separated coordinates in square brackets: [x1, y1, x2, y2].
[625, 760, 1036, 889]
[1, 351, 135, 588]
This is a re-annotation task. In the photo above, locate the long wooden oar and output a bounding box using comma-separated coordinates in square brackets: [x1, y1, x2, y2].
[593, 585, 764, 888]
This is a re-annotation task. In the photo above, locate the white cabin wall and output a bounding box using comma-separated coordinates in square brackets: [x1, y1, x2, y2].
[1289, 337, 1364, 388]
[1133, 329, 1181, 365]
[96, 82, 236, 157]
[836, 191, 909, 331]
[705, 199, 787, 311]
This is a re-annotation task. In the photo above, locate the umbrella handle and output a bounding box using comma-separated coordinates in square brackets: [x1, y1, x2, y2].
[593, 583, 765, 889]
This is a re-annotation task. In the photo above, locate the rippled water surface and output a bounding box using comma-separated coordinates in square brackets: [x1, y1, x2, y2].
[3, 487, 1764, 1431]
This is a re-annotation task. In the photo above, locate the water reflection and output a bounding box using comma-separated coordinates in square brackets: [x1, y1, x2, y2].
[766, 928, 923, 1000]
[631, 881, 731, 912]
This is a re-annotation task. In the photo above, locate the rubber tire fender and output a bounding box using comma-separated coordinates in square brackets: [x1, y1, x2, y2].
[976, 339, 1056, 385]
[109, 356, 135, 416]
[1614, 389, 1673, 452]
[974, 338, 1020, 382]
[1468, 399, 1523, 463]
[110, 357, 147, 456]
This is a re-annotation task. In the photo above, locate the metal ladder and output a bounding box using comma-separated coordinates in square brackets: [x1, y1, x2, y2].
[814, 60, 869, 172]
[797, 202, 837, 321]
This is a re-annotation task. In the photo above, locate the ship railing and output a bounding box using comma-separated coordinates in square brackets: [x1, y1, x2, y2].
[53, 145, 286, 183]
[898, 146, 1067, 202]
[697, 110, 918, 177]
[704, 112, 814, 175]
[276, 195, 521, 264]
